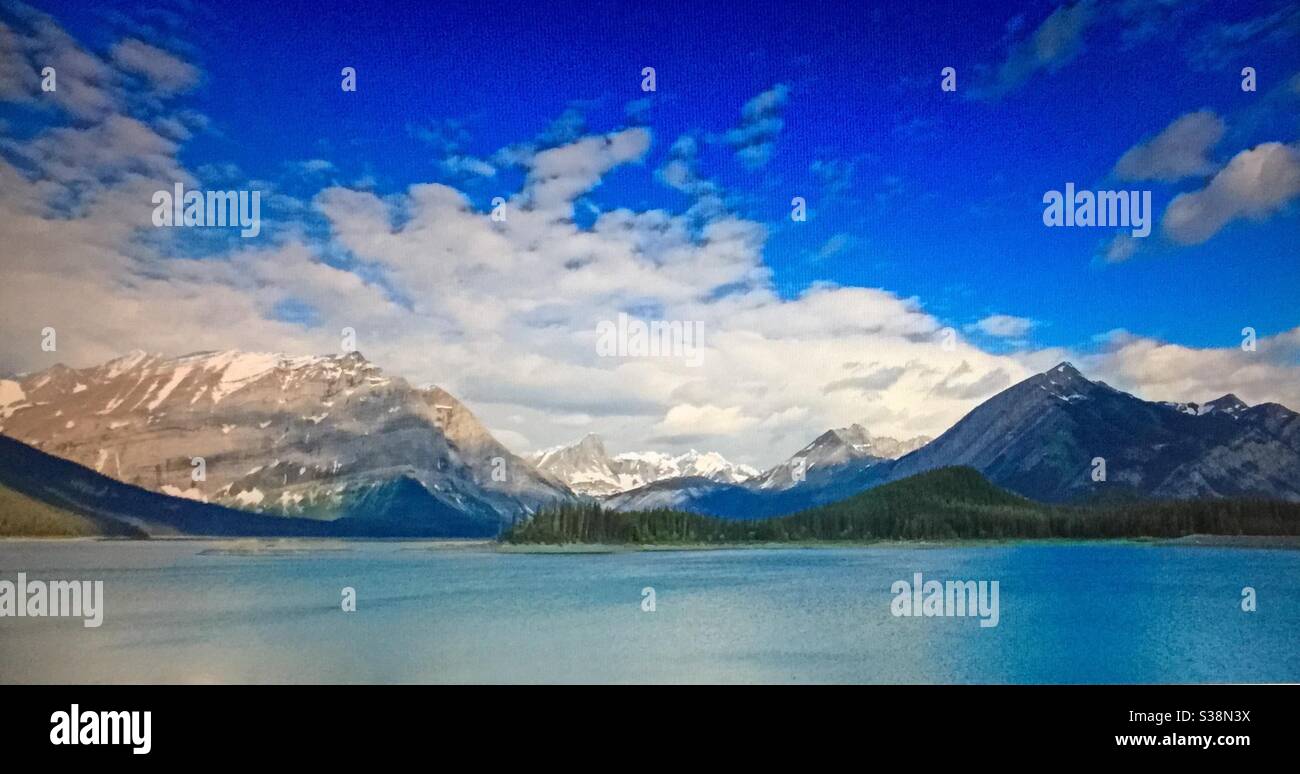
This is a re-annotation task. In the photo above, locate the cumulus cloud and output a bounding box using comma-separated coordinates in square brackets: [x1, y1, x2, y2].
[3, 11, 1299, 469]
[1162, 142, 1300, 245]
[110, 39, 199, 94]
[0, 10, 116, 119]
[971, 314, 1036, 338]
[1113, 110, 1225, 182]
[652, 404, 760, 443]
[1084, 327, 1300, 411]
[522, 128, 651, 211]
[724, 84, 789, 170]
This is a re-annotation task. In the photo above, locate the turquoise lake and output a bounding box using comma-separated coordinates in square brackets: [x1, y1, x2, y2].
[1, 540, 1297, 683]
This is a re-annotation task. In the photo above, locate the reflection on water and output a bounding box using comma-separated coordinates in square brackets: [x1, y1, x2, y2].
[1, 540, 1297, 684]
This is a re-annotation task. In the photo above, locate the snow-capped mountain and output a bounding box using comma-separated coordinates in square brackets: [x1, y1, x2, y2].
[0, 350, 571, 534]
[750, 423, 931, 491]
[528, 433, 758, 497]
[603, 424, 930, 516]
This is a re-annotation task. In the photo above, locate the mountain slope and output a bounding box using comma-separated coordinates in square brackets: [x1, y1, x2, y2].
[876, 362, 1300, 503]
[605, 363, 1300, 519]
[0, 350, 571, 533]
[0, 478, 143, 537]
[0, 434, 492, 537]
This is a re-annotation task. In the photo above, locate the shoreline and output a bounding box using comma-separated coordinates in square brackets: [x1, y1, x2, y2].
[4, 534, 1300, 552]
[492, 534, 1300, 553]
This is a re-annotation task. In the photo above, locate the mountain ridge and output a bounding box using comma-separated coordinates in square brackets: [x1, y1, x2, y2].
[6, 352, 1299, 533]
[602, 361, 1300, 517]
[0, 348, 570, 534]
[528, 433, 758, 497]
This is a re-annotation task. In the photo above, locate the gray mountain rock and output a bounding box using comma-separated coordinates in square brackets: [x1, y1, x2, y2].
[749, 424, 930, 491]
[606, 363, 1300, 517]
[0, 350, 571, 532]
[879, 362, 1300, 502]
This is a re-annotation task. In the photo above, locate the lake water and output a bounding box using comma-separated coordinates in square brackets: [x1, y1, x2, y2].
[1, 540, 1297, 684]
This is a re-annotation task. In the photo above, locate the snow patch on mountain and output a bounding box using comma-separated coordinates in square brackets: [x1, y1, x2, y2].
[529, 434, 758, 497]
[751, 424, 931, 491]
[0, 349, 571, 531]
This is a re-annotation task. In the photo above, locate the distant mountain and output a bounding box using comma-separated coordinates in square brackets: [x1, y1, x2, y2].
[8, 352, 1297, 533]
[0, 350, 571, 534]
[528, 433, 757, 497]
[509, 467, 1035, 544]
[607, 362, 1300, 518]
[749, 424, 930, 491]
[872, 362, 1300, 502]
[604, 424, 929, 517]
[510, 465, 1300, 545]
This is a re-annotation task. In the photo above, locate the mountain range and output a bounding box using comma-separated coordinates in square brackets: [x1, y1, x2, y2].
[616, 362, 1300, 517]
[602, 424, 930, 517]
[2, 352, 1299, 536]
[528, 433, 758, 497]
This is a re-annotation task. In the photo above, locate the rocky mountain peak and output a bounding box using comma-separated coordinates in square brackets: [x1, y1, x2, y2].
[749, 424, 929, 492]
[1204, 394, 1248, 415]
[576, 432, 608, 455]
[1020, 360, 1101, 405]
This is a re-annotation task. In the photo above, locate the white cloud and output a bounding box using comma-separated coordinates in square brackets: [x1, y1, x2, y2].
[441, 154, 495, 177]
[3, 11, 1299, 471]
[110, 39, 199, 94]
[523, 128, 651, 211]
[1162, 142, 1300, 245]
[724, 84, 789, 170]
[971, 314, 1036, 338]
[652, 404, 759, 442]
[1100, 233, 1140, 263]
[1083, 327, 1300, 411]
[1113, 110, 1225, 181]
[0, 10, 116, 119]
[976, 1, 1096, 99]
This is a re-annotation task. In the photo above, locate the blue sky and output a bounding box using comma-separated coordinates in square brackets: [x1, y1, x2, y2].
[2, 0, 1299, 462]
[28, 0, 1299, 348]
